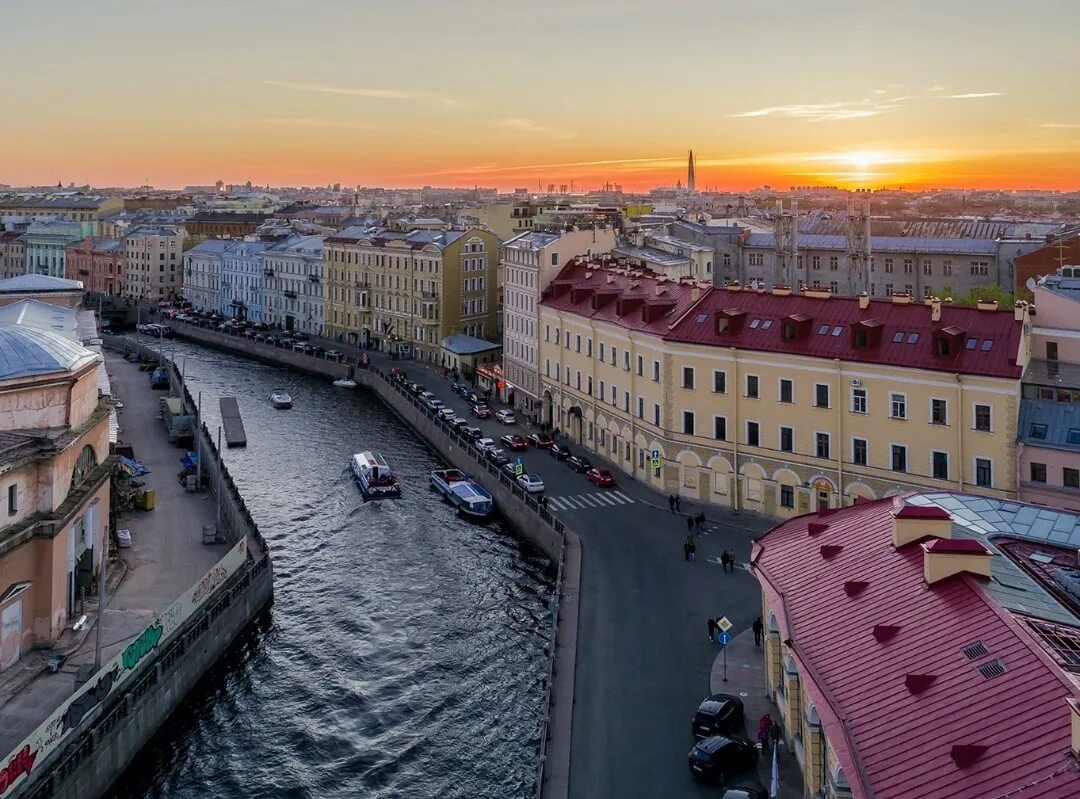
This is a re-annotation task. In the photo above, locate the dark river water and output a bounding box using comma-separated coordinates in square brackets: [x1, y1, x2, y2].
[106, 338, 555, 799]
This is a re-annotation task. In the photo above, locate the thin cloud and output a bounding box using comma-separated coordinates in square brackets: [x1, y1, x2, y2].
[498, 117, 577, 140]
[265, 80, 463, 107]
[1039, 122, 1080, 129]
[942, 92, 1002, 99]
[729, 103, 880, 122]
[259, 116, 375, 129]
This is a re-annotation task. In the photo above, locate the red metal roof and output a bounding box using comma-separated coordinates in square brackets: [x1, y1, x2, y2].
[924, 538, 991, 555]
[895, 505, 951, 519]
[664, 288, 1024, 379]
[753, 496, 1080, 799]
[539, 260, 710, 335]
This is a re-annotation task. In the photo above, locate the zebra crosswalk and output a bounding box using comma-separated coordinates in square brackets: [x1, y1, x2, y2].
[546, 490, 635, 511]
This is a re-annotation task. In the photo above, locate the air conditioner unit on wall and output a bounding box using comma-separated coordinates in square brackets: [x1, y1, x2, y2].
[851, 378, 861, 387]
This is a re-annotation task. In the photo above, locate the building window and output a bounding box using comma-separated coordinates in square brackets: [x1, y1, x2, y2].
[779, 426, 794, 452]
[637, 396, 644, 418]
[575, 335, 581, 352]
[931, 398, 948, 425]
[747, 421, 760, 447]
[943, 260, 952, 277]
[974, 404, 991, 432]
[814, 384, 829, 408]
[623, 351, 630, 371]
[714, 416, 727, 441]
[653, 404, 661, 427]
[682, 366, 695, 389]
[599, 343, 605, 361]
[652, 361, 660, 382]
[1030, 462, 1047, 483]
[890, 393, 907, 420]
[814, 432, 830, 459]
[636, 354, 643, 375]
[713, 370, 726, 393]
[891, 444, 907, 472]
[1065, 468, 1079, 489]
[779, 379, 793, 404]
[746, 375, 759, 398]
[852, 438, 868, 466]
[931, 451, 949, 480]
[975, 458, 993, 487]
[682, 411, 695, 436]
[780, 484, 794, 509]
[587, 339, 593, 357]
[6, 484, 16, 515]
[851, 387, 867, 414]
[587, 376, 593, 395]
[599, 379, 605, 399]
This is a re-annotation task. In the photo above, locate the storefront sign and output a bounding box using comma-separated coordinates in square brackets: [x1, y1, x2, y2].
[0, 537, 248, 797]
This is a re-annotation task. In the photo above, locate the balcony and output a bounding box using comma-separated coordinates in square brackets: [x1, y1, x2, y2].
[420, 290, 438, 300]
[356, 291, 369, 308]
[308, 274, 320, 283]
[284, 290, 297, 299]
[263, 268, 274, 277]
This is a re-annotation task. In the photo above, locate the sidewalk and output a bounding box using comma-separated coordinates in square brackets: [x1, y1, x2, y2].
[711, 630, 804, 799]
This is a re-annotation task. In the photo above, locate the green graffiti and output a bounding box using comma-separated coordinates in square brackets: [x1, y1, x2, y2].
[122, 624, 163, 670]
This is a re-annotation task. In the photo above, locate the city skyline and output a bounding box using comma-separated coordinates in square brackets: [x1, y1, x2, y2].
[3, 0, 1079, 191]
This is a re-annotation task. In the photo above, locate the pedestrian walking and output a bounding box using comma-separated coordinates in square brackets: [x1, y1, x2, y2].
[707, 617, 718, 642]
[769, 720, 782, 753]
[752, 616, 763, 646]
[695, 511, 705, 531]
[757, 714, 773, 751]
[683, 536, 693, 561]
[668, 494, 676, 512]
[674, 495, 681, 512]
[720, 550, 731, 573]
[688, 536, 696, 561]
[686, 515, 694, 533]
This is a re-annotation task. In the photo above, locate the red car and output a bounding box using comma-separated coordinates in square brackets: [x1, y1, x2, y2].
[528, 432, 554, 449]
[472, 404, 493, 419]
[501, 434, 528, 451]
[587, 467, 616, 487]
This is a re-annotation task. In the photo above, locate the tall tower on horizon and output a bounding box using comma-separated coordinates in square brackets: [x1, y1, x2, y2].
[687, 149, 696, 192]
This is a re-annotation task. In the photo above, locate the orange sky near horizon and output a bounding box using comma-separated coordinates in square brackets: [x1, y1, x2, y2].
[2, 0, 1079, 194]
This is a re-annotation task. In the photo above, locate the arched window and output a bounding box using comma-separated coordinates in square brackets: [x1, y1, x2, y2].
[72, 446, 98, 487]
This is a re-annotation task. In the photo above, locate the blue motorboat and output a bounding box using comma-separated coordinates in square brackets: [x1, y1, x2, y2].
[149, 367, 169, 389]
[430, 469, 494, 519]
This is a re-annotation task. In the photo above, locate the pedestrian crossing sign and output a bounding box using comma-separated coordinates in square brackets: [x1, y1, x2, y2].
[514, 462, 524, 476]
[650, 456, 661, 469]
[717, 616, 733, 633]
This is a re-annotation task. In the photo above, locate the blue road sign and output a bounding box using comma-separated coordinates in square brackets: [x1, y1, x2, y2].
[651, 449, 659, 458]
[718, 632, 733, 645]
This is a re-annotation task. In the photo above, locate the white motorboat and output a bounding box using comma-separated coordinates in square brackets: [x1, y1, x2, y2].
[268, 389, 293, 409]
[333, 378, 357, 389]
[351, 451, 401, 499]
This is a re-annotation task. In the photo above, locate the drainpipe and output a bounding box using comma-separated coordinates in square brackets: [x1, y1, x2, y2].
[956, 374, 964, 493]
[731, 346, 739, 514]
[835, 358, 843, 505]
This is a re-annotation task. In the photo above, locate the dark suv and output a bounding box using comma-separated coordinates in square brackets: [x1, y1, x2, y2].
[566, 455, 592, 473]
[692, 693, 744, 739]
[687, 736, 757, 783]
[549, 442, 572, 461]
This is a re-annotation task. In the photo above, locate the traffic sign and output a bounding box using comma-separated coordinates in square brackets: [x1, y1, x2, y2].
[514, 463, 524, 476]
[718, 632, 732, 645]
[651, 449, 659, 458]
[650, 456, 661, 469]
[717, 616, 733, 633]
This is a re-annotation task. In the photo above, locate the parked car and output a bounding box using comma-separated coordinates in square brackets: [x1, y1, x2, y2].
[527, 432, 554, 449]
[494, 409, 516, 424]
[566, 455, 593, 473]
[462, 426, 482, 441]
[438, 407, 456, 420]
[485, 448, 511, 467]
[292, 343, 306, 352]
[424, 397, 444, 411]
[451, 383, 467, 395]
[450, 417, 469, 433]
[463, 391, 479, 404]
[501, 462, 519, 479]
[516, 473, 545, 494]
[472, 404, 493, 419]
[501, 434, 528, 451]
[692, 694, 745, 739]
[718, 786, 768, 799]
[549, 443, 572, 461]
[687, 736, 757, 784]
[476, 437, 498, 452]
[325, 350, 342, 361]
[587, 467, 616, 487]
[312, 346, 326, 357]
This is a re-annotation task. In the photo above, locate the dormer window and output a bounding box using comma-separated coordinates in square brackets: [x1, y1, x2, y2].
[853, 329, 868, 349]
[935, 337, 951, 356]
[783, 322, 798, 341]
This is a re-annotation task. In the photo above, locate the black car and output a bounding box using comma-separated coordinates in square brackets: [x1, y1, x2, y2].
[719, 785, 768, 799]
[486, 448, 511, 467]
[692, 693, 744, 739]
[463, 391, 479, 404]
[687, 736, 757, 784]
[549, 443, 572, 461]
[462, 426, 482, 441]
[566, 455, 593, 473]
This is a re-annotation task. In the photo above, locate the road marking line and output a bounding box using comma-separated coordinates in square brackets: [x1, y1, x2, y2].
[547, 497, 567, 510]
[578, 495, 600, 507]
[612, 490, 634, 503]
[560, 496, 583, 509]
[594, 493, 620, 506]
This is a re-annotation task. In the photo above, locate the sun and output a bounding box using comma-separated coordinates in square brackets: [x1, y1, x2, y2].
[841, 150, 886, 169]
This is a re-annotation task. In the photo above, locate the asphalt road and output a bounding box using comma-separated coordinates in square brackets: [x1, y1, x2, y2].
[382, 363, 776, 799]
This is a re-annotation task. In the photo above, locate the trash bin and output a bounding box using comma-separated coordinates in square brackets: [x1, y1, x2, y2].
[202, 525, 218, 545]
[139, 489, 155, 510]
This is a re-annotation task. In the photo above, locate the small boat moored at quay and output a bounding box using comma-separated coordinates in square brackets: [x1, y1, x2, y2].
[333, 377, 357, 389]
[351, 451, 401, 499]
[430, 469, 494, 519]
[268, 388, 293, 409]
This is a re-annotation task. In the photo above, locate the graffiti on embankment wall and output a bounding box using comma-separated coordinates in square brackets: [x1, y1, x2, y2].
[0, 538, 248, 798]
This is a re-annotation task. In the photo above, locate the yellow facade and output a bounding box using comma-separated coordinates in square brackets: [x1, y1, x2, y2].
[538, 304, 1024, 516]
[324, 227, 499, 359]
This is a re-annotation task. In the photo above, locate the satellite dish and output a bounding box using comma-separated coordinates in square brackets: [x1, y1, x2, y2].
[1025, 277, 1037, 292]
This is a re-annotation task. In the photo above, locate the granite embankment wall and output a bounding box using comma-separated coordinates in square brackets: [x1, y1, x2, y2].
[159, 324, 579, 799]
[6, 341, 274, 799]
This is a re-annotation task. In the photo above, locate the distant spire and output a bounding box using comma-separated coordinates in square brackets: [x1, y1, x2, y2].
[687, 149, 696, 193]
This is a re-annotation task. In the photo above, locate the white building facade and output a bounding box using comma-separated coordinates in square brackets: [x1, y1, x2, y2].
[261, 235, 325, 334]
[500, 226, 616, 414]
[221, 240, 271, 323]
[183, 239, 228, 312]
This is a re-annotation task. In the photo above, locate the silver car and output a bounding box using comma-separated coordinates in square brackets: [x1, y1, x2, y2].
[516, 473, 545, 494]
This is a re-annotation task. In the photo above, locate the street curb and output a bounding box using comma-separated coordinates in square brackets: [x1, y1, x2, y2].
[542, 528, 581, 799]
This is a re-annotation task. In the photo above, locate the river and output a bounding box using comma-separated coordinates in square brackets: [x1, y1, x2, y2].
[105, 338, 555, 799]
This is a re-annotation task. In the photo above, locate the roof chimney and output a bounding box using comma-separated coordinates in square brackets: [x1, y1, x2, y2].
[606, 273, 615, 284]
[976, 298, 999, 312]
[893, 505, 952, 548]
[690, 286, 701, 301]
[771, 285, 792, 297]
[654, 284, 666, 297]
[923, 538, 992, 585]
[858, 292, 870, 310]
[930, 297, 942, 322]
[1014, 300, 1028, 322]
[891, 292, 912, 305]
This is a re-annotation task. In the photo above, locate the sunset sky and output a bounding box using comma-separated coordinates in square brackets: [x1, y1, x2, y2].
[4, 0, 1079, 191]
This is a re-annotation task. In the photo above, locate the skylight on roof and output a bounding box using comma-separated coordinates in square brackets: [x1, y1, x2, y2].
[1029, 423, 1047, 439]
[892, 331, 904, 343]
[907, 333, 919, 344]
[965, 337, 977, 350]
[831, 326, 843, 336]
[695, 314, 708, 324]
[749, 319, 760, 329]
[819, 324, 830, 335]
[981, 340, 993, 351]
[761, 319, 772, 329]
[1068, 428, 1080, 445]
